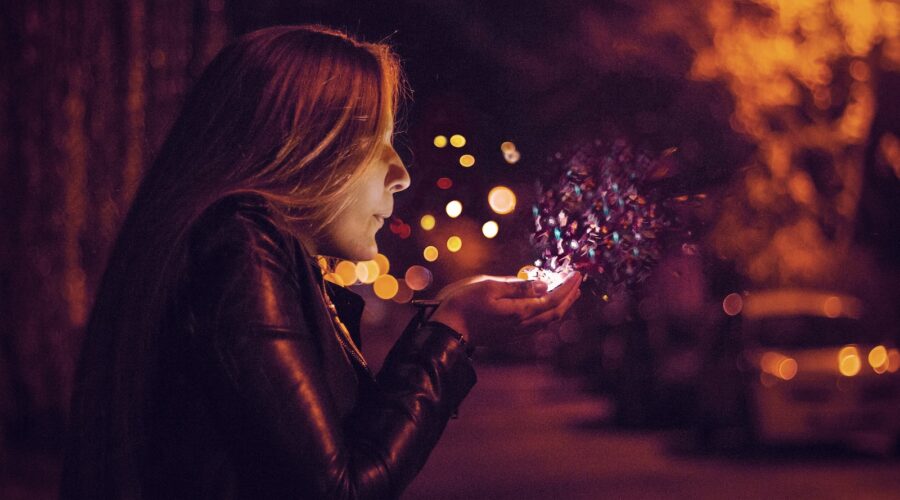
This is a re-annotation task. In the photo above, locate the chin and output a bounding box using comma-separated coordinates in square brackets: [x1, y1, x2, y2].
[345, 241, 377, 262]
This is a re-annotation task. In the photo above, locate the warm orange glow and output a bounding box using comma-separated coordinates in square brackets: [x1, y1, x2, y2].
[869, 345, 888, 373]
[488, 186, 516, 215]
[459, 154, 475, 168]
[694, 0, 900, 285]
[517, 265, 536, 280]
[405, 265, 433, 291]
[722, 293, 743, 316]
[838, 346, 861, 377]
[373, 274, 399, 300]
[447, 236, 462, 252]
[423, 245, 439, 262]
[503, 149, 521, 164]
[760, 351, 781, 374]
[888, 349, 900, 373]
[433, 135, 448, 148]
[355, 261, 380, 284]
[878, 133, 900, 179]
[334, 260, 358, 286]
[446, 200, 462, 218]
[449, 134, 466, 148]
[420, 214, 436, 231]
[500, 141, 516, 153]
[777, 358, 798, 380]
[822, 296, 842, 318]
[323, 273, 346, 287]
[374, 253, 390, 276]
[481, 220, 499, 239]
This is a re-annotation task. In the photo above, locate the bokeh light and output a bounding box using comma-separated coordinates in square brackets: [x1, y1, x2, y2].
[373, 253, 390, 276]
[459, 154, 475, 168]
[487, 186, 516, 214]
[433, 135, 448, 148]
[777, 358, 798, 380]
[446, 200, 462, 218]
[869, 345, 888, 373]
[482, 220, 499, 239]
[373, 274, 399, 300]
[392, 279, 414, 303]
[437, 177, 453, 190]
[323, 273, 345, 287]
[423, 245, 439, 262]
[355, 261, 380, 284]
[517, 265, 536, 280]
[405, 265, 433, 291]
[500, 141, 516, 153]
[888, 349, 900, 373]
[420, 214, 436, 231]
[722, 293, 743, 316]
[823, 296, 842, 318]
[503, 150, 521, 164]
[334, 260, 357, 286]
[839, 346, 861, 377]
[447, 236, 462, 252]
[449, 134, 466, 148]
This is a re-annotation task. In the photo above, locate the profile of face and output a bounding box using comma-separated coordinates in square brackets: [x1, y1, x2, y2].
[316, 128, 410, 261]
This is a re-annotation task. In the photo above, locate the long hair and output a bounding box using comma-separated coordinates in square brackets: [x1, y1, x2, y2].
[62, 25, 403, 498]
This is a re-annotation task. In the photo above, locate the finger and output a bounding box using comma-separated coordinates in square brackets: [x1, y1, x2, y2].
[512, 271, 581, 318]
[491, 278, 548, 299]
[521, 284, 581, 328]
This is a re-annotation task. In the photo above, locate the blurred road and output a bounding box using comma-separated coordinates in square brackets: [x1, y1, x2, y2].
[404, 363, 900, 500]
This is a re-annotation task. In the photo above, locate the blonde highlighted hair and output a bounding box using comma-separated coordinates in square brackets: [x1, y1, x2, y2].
[62, 25, 405, 498]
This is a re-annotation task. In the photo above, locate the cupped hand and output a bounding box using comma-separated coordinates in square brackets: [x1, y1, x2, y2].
[427, 272, 582, 347]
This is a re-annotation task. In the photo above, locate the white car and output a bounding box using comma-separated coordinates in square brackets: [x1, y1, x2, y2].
[736, 289, 900, 454]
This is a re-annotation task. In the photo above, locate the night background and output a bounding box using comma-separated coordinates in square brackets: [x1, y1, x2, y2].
[2, 0, 900, 498]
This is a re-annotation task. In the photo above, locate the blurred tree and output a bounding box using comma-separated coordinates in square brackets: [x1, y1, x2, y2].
[0, 0, 228, 448]
[678, 0, 900, 288]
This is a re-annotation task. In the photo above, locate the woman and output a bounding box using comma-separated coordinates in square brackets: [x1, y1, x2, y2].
[61, 25, 581, 499]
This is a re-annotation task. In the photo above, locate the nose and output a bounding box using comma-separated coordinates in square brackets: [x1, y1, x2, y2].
[384, 145, 410, 194]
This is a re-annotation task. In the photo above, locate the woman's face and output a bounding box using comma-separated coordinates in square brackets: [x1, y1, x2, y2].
[316, 128, 410, 261]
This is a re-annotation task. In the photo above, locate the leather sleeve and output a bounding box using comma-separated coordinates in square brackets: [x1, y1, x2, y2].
[185, 202, 476, 499]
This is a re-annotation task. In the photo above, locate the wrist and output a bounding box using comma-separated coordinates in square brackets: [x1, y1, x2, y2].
[428, 306, 471, 344]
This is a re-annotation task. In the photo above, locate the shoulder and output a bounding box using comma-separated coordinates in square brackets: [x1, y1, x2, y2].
[183, 193, 318, 331]
[189, 193, 293, 258]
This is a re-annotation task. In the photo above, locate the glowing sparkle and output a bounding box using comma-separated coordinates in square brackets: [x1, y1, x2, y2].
[530, 139, 674, 294]
[488, 186, 516, 215]
[447, 236, 462, 252]
[373, 253, 390, 276]
[482, 220, 499, 239]
[449, 134, 466, 148]
[420, 214, 436, 231]
[423, 246, 439, 262]
[355, 261, 380, 284]
[459, 154, 475, 168]
[373, 274, 399, 300]
[433, 135, 448, 148]
[334, 261, 358, 286]
[405, 266, 433, 291]
[446, 200, 462, 218]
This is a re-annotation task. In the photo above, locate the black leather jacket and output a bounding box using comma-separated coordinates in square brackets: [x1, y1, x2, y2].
[140, 194, 477, 499]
